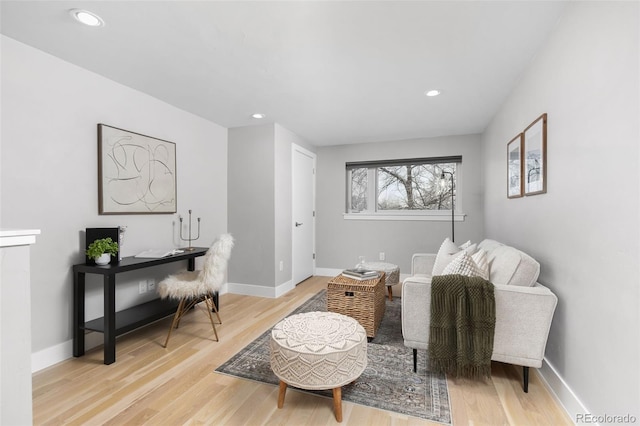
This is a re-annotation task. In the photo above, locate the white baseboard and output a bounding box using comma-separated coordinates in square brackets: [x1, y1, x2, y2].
[538, 357, 589, 424]
[315, 267, 342, 277]
[31, 331, 104, 373]
[275, 280, 295, 297]
[31, 340, 71, 373]
[225, 280, 294, 298]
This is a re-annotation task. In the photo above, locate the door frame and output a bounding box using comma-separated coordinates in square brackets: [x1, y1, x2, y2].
[291, 143, 316, 284]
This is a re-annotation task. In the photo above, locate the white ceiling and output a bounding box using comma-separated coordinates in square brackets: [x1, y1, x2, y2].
[1, 1, 567, 146]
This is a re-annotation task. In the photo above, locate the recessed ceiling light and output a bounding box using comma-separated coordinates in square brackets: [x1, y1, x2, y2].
[251, 113, 266, 119]
[425, 90, 441, 97]
[69, 9, 105, 27]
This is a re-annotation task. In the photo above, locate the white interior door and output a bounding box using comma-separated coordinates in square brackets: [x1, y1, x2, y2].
[292, 145, 315, 285]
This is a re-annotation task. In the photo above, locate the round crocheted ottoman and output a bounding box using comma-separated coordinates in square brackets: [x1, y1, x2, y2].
[269, 311, 367, 422]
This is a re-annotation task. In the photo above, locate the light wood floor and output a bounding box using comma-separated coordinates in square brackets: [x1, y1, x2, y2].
[33, 276, 572, 425]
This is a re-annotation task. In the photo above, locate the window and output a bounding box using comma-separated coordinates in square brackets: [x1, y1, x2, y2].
[346, 156, 462, 219]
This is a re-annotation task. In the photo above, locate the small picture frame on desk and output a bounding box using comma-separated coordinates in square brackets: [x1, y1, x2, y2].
[85, 227, 121, 265]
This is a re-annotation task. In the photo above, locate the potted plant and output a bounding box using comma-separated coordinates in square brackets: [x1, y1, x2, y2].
[86, 237, 119, 265]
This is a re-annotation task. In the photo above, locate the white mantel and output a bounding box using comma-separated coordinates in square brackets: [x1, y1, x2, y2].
[1, 228, 40, 425]
[0, 228, 41, 247]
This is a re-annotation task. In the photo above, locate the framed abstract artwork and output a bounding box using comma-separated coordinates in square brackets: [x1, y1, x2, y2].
[98, 124, 177, 214]
[507, 133, 524, 198]
[523, 113, 547, 196]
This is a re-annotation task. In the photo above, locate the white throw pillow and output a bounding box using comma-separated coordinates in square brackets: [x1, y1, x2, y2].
[471, 249, 490, 280]
[432, 238, 462, 276]
[432, 238, 478, 276]
[463, 243, 477, 256]
[442, 251, 484, 278]
[459, 240, 472, 250]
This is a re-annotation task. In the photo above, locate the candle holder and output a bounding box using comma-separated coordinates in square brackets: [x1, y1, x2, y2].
[179, 209, 201, 251]
[118, 226, 127, 261]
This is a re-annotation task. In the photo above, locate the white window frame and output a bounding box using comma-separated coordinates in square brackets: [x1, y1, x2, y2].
[344, 157, 466, 222]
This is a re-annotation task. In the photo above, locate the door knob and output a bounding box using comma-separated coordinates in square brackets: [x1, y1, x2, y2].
[295, 222, 303, 227]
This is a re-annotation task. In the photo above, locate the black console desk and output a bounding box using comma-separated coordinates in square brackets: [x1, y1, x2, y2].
[73, 247, 209, 364]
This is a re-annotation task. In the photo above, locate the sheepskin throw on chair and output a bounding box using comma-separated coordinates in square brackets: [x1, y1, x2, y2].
[157, 233, 234, 347]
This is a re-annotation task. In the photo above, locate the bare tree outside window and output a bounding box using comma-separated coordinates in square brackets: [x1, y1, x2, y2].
[347, 159, 459, 214]
[378, 163, 456, 210]
[350, 167, 368, 212]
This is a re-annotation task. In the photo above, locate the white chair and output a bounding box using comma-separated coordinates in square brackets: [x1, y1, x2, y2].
[157, 234, 234, 348]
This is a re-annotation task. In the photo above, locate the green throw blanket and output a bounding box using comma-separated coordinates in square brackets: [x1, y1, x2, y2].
[428, 274, 496, 379]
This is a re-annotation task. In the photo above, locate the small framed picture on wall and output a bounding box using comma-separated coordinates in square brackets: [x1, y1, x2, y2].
[98, 124, 177, 214]
[523, 113, 547, 196]
[507, 133, 524, 198]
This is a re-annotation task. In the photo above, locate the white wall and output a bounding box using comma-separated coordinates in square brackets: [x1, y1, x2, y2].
[316, 134, 484, 274]
[481, 2, 639, 419]
[227, 124, 276, 289]
[1, 36, 228, 369]
[227, 123, 315, 296]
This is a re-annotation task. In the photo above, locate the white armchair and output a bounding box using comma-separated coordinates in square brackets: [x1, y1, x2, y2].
[401, 240, 558, 392]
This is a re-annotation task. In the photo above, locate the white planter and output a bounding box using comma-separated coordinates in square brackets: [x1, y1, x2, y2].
[95, 253, 111, 265]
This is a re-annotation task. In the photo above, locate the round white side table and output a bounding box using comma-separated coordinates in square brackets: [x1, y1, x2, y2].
[360, 261, 400, 301]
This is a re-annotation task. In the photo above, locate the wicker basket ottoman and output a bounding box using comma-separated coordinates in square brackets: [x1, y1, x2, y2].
[270, 311, 367, 422]
[327, 272, 386, 338]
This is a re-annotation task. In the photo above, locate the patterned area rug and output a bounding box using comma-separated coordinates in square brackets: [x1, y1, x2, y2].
[215, 290, 451, 424]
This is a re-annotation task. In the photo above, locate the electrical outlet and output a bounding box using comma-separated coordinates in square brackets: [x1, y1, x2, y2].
[138, 280, 147, 294]
[279, 261, 284, 271]
[379, 252, 385, 261]
[147, 279, 156, 291]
